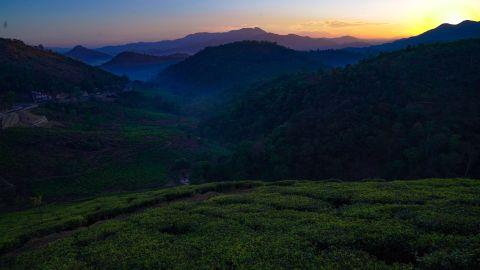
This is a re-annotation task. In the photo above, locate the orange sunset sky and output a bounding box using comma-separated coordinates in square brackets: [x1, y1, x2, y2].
[0, 0, 479, 46]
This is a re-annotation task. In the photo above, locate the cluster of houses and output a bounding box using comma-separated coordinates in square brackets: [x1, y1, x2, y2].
[31, 90, 120, 104]
[31, 91, 53, 103]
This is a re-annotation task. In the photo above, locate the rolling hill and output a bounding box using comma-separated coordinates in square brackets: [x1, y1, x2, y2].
[64, 45, 113, 65]
[157, 41, 327, 97]
[100, 52, 188, 81]
[0, 38, 127, 101]
[97, 27, 370, 56]
[203, 38, 480, 181]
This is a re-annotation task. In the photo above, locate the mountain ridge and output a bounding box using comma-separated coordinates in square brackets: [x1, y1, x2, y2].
[0, 38, 127, 101]
[364, 20, 480, 52]
[64, 45, 112, 65]
[157, 41, 327, 97]
[97, 27, 371, 56]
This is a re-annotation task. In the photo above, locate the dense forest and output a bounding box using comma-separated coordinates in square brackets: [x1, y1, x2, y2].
[0, 38, 127, 101]
[200, 39, 480, 181]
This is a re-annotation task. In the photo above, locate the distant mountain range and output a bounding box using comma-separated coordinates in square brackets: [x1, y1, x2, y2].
[97, 28, 371, 56]
[54, 20, 480, 70]
[100, 52, 188, 81]
[0, 38, 127, 101]
[64, 45, 112, 65]
[156, 20, 480, 96]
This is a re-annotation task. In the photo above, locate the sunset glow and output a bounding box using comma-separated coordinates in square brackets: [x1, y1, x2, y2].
[404, 0, 480, 35]
[0, 0, 479, 46]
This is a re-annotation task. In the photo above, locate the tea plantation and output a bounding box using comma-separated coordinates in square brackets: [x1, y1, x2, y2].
[1, 179, 479, 269]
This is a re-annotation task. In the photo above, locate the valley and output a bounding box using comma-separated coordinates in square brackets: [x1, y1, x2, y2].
[1, 12, 480, 269]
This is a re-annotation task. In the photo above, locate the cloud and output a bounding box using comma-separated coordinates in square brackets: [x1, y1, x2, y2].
[201, 24, 261, 32]
[291, 20, 388, 31]
[324, 20, 388, 28]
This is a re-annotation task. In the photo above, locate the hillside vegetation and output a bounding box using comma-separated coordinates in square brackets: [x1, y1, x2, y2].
[202, 39, 480, 181]
[157, 41, 326, 96]
[1, 179, 479, 269]
[0, 91, 222, 201]
[64, 45, 112, 65]
[0, 38, 127, 100]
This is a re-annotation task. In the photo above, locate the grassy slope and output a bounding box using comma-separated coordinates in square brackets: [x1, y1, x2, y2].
[2, 179, 480, 269]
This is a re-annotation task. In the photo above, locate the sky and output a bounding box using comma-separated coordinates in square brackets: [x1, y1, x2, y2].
[0, 0, 479, 47]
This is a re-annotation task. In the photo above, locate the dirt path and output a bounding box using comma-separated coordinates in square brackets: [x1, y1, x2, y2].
[4, 189, 251, 258]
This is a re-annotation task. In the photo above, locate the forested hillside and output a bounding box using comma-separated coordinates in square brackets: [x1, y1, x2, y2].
[157, 41, 326, 97]
[64, 45, 112, 65]
[203, 39, 480, 181]
[0, 39, 127, 101]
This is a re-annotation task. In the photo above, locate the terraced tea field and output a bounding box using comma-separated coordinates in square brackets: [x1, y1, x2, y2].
[1, 179, 479, 269]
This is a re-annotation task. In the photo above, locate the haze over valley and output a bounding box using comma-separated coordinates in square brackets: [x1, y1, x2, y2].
[1, 1, 480, 269]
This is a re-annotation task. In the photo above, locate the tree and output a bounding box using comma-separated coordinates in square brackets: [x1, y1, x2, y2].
[0, 91, 16, 111]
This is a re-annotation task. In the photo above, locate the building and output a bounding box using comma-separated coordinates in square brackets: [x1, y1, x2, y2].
[31, 91, 53, 103]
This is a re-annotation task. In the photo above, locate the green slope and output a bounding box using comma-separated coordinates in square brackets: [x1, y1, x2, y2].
[1, 179, 480, 269]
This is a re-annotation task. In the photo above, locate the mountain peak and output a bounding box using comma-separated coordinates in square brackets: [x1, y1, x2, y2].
[237, 27, 264, 31]
[65, 45, 111, 65]
[71, 45, 88, 51]
[458, 20, 479, 26]
[437, 20, 479, 29]
[437, 23, 454, 29]
[231, 27, 267, 35]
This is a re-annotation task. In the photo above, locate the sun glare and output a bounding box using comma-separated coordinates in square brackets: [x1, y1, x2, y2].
[445, 14, 467, 24]
[405, 0, 480, 37]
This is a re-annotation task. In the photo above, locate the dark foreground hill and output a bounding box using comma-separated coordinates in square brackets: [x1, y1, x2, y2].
[0, 39, 127, 100]
[100, 52, 188, 81]
[2, 179, 480, 269]
[203, 39, 480, 181]
[64, 45, 113, 65]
